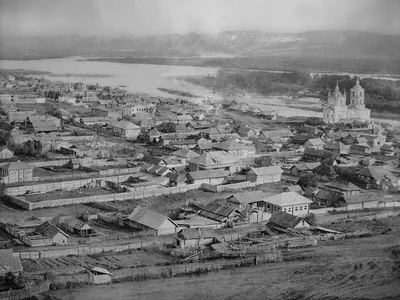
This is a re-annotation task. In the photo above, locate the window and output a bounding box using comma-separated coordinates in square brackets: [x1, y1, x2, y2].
[267, 204, 271, 209]
[300, 206, 303, 210]
[304, 205, 307, 210]
[295, 206, 298, 211]
[283, 208, 287, 212]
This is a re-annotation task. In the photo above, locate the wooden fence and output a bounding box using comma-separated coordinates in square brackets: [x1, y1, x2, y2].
[8, 183, 202, 210]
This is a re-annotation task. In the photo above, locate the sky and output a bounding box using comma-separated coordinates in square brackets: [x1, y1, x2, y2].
[0, 0, 400, 37]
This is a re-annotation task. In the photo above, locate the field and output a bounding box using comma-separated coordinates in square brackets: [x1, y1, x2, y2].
[47, 215, 400, 300]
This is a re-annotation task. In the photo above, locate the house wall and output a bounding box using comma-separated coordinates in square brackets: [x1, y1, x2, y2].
[0, 149, 14, 159]
[294, 220, 311, 228]
[157, 219, 178, 236]
[51, 232, 69, 245]
[265, 203, 310, 216]
[248, 173, 282, 184]
[190, 177, 225, 185]
[347, 203, 363, 210]
[88, 272, 112, 284]
[5, 168, 33, 183]
[178, 237, 214, 248]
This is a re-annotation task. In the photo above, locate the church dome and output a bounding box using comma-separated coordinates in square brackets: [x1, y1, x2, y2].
[351, 79, 364, 91]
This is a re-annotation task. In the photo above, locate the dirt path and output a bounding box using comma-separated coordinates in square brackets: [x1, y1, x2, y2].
[47, 216, 400, 300]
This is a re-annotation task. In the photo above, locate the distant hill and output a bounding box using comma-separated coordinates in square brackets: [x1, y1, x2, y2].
[1, 30, 400, 73]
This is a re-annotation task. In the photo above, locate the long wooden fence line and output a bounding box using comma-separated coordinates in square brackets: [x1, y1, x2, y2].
[111, 251, 283, 281]
[0, 282, 49, 300]
[8, 183, 202, 210]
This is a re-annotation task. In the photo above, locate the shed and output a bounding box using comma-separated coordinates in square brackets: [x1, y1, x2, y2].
[199, 201, 242, 226]
[35, 221, 69, 246]
[226, 190, 266, 210]
[339, 192, 380, 210]
[187, 170, 227, 185]
[176, 228, 215, 249]
[88, 267, 112, 284]
[267, 211, 311, 229]
[127, 207, 178, 236]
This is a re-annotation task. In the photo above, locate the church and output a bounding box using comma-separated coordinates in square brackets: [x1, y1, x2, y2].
[323, 79, 371, 124]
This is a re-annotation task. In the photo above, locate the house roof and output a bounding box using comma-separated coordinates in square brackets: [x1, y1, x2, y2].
[0, 249, 23, 275]
[0, 161, 34, 171]
[304, 148, 340, 159]
[263, 192, 313, 207]
[260, 130, 293, 139]
[0, 146, 14, 154]
[171, 149, 199, 159]
[342, 192, 379, 204]
[314, 190, 342, 202]
[178, 228, 215, 240]
[227, 190, 266, 205]
[111, 120, 140, 130]
[284, 185, 303, 193]
[324, 181, 361, 192]
[213, 139, 252, 151]
[35, 221, 69, 239]
[127, 207, 177, 230]
[166, 172, 187, 183]
[248, 166, 283, 176]
[91, 267, 112, 275]
[305, 138, 325, 146]
[356, 167, 396, 181]
[188, 151, 241, 167]
[188, 169, 227, 180]
[324, 141, 349, 151]
[268, 211, 308, 229]
[199, 201, 241, 222]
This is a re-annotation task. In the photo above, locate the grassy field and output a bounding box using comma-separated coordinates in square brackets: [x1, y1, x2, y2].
[47, 215, 400, 300]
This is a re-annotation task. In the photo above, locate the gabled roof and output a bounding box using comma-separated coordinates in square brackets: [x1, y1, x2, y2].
[324, 141, 349, 151]
[356, 167, 396, 181]
[213, 138, 253, 151]
[305, 138, 325, 146]
[227, 190, 265, 205]
[248, 166, 283, 176]
[35, 221, 69, 239]
[324, 181, 361, 192]
[188, 169, 227, 180]
[284, 185, 303, 193]
[111, 120, 140, 130]
[0, 146, 14, 154]
[188, 151, 241, 167]
[268, 211, 309, 229]
[171, 149, 200, 159]
[127, 207, 177, 230]
[342, 192, 379, 204]
[263, 192, 313, 206]
[199, 201, 241, 222]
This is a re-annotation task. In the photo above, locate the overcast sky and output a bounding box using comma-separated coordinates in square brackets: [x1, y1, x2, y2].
[1, 0, 399, 37]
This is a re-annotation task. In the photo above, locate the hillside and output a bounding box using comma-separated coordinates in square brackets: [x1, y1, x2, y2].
[1, 30, 400, 73]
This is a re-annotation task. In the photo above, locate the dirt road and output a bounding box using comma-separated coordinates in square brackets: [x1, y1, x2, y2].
[47, 216, 400, 300]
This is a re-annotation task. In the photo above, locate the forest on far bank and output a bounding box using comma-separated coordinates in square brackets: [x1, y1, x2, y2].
[183, 69, 400, 115]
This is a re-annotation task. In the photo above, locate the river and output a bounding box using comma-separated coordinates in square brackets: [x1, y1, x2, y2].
[0, 57, 220, 99]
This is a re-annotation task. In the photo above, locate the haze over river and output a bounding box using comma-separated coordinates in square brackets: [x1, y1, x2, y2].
[0, 57, 220, 99]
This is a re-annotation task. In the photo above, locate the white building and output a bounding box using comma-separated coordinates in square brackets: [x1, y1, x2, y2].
[323, 79, 370, 124]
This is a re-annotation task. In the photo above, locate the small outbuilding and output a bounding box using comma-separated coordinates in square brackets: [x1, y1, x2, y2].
[88, 267, 112, 284]
[176, 228, 215, 249]
[267, 211, 311, 230]
[127, 207, 178, 236]
[339, 192, 380, 210]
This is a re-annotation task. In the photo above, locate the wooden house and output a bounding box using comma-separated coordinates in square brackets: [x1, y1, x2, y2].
[226, 190, 266, 210]
[323, 181, 360, 196]
[176, 228, 215, 249]
[198, 201, 242, 227]
[127, 207, 178, 236]
[35, 221, 70, 246]
[246, 166, 283, 184]
[267, 211, 311, 230]
[186, 170, 227, 185]
[356, 167, 398, 190]
[339, 192, 379, 210]
[262, 192, 313, 216]
[0, 146, 14, 159]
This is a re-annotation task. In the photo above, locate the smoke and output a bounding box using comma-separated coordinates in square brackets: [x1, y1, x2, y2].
[0, 0, 399, 37]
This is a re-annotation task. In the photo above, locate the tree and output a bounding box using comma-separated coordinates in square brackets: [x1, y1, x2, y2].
[254, 156, 272, 167]
[298, 173, 317, 188]
[157, 122, 176, 133]
[305, 117, 324, 126]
